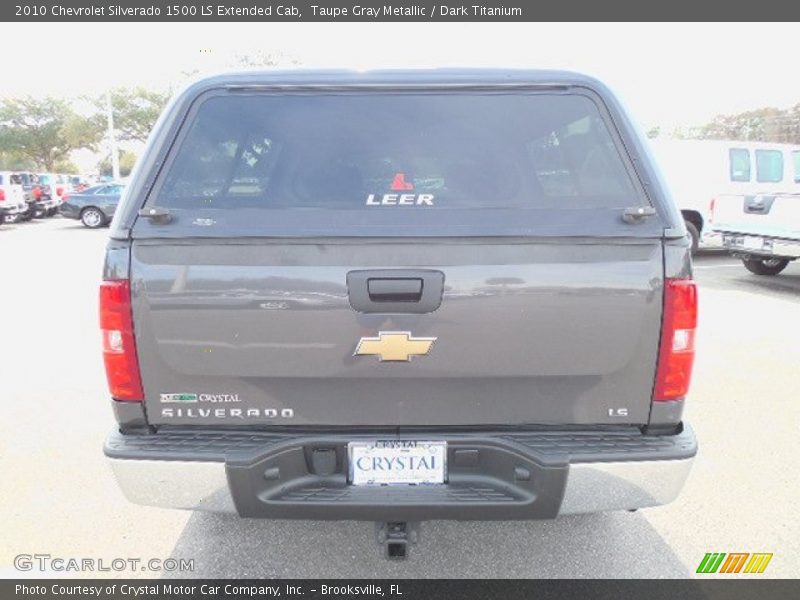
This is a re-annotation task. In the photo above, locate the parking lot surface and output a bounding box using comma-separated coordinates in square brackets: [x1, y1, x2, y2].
[1, 218, 798, 578]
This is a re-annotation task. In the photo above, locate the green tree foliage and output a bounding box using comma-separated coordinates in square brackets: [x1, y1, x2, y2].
[98, 150, 137, 178]
[52, 158, 80, 173]
[0, 96, 103, 171]
[0, 150, 36, 170]
[90, 87, 171, 143]
[694, 105, 800, 144]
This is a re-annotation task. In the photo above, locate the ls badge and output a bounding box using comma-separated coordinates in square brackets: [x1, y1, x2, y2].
[354, 331, 436, 362]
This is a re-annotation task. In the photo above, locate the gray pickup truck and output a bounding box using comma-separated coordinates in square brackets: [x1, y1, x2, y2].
[102, 69, 697, 557]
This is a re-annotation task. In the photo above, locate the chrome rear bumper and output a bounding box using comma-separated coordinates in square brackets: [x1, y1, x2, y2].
[107, 454, 694, 516]
[106, 425, 696, 518]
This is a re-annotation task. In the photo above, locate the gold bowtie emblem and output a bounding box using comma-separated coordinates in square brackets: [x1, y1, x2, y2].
[354, 331, 436, 362]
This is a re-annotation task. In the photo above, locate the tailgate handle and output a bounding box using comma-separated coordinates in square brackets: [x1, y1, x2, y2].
[347, 270, 445, 314]
[368, 278, 423, 303]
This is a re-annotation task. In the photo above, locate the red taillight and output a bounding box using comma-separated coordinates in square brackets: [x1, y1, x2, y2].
[708, 198, 716, 224]
[0, 189, 5, 201]
[654, 278, 698, 401]
[99, 280, 144, 401]
[56, 186, 64, 196]
[33, 186, 42, 198]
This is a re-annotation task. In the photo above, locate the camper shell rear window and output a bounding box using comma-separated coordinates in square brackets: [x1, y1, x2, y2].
[141, 90, 653, 237]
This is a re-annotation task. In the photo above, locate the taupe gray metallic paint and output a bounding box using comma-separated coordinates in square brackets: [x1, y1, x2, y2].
[104, 70, 694, 430]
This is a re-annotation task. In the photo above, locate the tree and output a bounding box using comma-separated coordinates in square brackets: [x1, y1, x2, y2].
[0, 96, 103, 171]
[692, 105, 800, 144]
[98, 150, 137, 178]
[90, 87, 171, 143]
[0, 150, 36, 171]
[52, 158, 80, 173]
[232, 51, 298, 68]
[646, 126, 661, 139]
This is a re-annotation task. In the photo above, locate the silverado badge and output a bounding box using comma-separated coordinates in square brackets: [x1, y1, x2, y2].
[354, 331, 436, 362]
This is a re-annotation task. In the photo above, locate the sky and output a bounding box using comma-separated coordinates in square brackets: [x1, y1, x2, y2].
[2, 22, 798, 170]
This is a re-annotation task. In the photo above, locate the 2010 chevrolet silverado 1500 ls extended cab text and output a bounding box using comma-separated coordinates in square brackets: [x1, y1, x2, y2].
[102, 70, 698, 557]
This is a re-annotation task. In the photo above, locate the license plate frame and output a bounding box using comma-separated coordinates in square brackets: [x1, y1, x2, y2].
[348, 440, 447, 486]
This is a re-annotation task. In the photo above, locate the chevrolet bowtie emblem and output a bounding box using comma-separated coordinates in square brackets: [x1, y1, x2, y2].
[354, 331, 436, 362]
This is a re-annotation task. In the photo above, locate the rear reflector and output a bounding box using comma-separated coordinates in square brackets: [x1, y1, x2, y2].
[99, 280, 143, 401]
[0, 189, 5, 201]
[654, 278, 698, 401]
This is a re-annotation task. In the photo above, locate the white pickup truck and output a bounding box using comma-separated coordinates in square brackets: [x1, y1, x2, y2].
[711, 193, 800, 275]
[0, 172, 29, 222]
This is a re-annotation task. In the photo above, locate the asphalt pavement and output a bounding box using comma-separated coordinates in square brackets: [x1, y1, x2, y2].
[1, 218, 798, 578]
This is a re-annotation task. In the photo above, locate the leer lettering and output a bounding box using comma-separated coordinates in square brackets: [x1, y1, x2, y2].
[366, 193, 434, 206]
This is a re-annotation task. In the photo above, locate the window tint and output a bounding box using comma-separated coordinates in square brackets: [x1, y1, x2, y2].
[729, 148, 750, 182]
[0, 175, 4, 185]
[155, 93, 641, 212]
[755, 150, 783, 183]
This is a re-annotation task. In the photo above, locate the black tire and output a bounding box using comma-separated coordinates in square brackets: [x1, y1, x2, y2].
[80, 207, 107, 229]
[742, 257, 790, 276]
[685, 220, 700, 255]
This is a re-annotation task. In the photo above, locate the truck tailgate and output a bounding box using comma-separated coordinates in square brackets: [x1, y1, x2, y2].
[131, 238, 663, 426]
[713, 193, 800, 239]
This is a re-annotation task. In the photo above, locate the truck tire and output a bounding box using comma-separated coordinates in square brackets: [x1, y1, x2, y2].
[685, 220, 700, 255]
[742, 257, 790, 276]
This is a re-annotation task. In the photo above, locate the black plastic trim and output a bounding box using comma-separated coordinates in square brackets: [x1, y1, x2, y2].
[111, 400, 148, 431]
[347, 269, 444, 313]
[105, 425, 696, 466]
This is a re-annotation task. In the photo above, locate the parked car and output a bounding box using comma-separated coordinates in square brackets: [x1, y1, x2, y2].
[15, 172, 57, 218]
[67, 175, 91, 192]
[649, 139, 800, 253]
[1, 172, 36, 220]
[36, 173, 69, 215]
[0, 172, 30, 222]
[12, 172, 40, 215]
[711, 192, 800, 275]
[60, 182, 126, 228]
[102, 70, 698, 558]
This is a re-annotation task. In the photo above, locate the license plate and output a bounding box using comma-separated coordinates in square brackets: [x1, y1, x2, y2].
[743, 236, 764, 250]
[348, 440, 447, 486]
